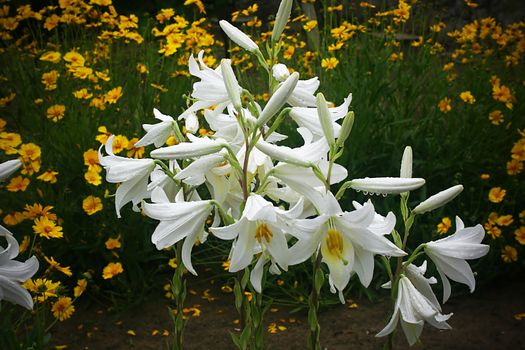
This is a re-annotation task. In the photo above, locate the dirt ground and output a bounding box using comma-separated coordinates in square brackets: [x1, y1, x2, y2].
[52, 275, 525, 350]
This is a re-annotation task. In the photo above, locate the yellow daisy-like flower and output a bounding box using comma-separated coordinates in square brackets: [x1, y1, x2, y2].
[515, 227, 525, 245]
[41, 70, 60, 90]
[33, 217, 63, 239]
[73, 88, 93, 99]
[74, 278, 88, 297]
[488, 187, 506, 203]
[96, 126, 111, 144]
[39, 51, 61, 63]
[437, 217, 452, 235]
[321, 57, 339, 70]
[37, 169, 59, 183]
[459, 91, 475, 104]
[82, 195, 103, 215]
[83, 148, 101, 172]
[303, 20, 318, 32]
[488, 110, 504, 125]
[19, 235, 30, 253]
[84, 169, 102, 186]
[111, 135, 128, 154]
[46, 104, 66, 122]
[501, 245, 517, 263]
[44, 256, 73, 277]
[18, 143, 41, 161]
[23, 278, 61, 303]
[51, 297, 75, 321]
[63, 51, 85, 67]
[105, 236, 121, 250]
[438, 97, 452, 113]
[6, 176, 30, 192]
[102, 262, 124, 279]
[507, 159, 523, 175]
[104, 86, 123, 104]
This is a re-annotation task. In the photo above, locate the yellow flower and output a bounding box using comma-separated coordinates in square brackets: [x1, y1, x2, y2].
[0, 92, 16, 107]
[44, 256, 72, 277]
[511, 139, 525, 161]
[501, 245, 517, 263]
[96, 126, 111, 144]
[496, 214, 514, 227]
[283, 45, 295, 60]
[102, 262, 124, 279]
[136, 63, 149, 74]
[168, 258, 177, 268]
[39, 51, 61, 63]
[105, 236, 121, 250]
[33, 217, 63, 239]
[6, 176, 30, 192]
[46, 105, 66, 122]
[83, 149, 101, 172]
[41, 70, 60, 91]
[19, 235, 30, 253]
[37, 170, 59, 183]
[459, 91, 475, 104]
[103, 86, 123, 104]
[126, 138, 144, 159]
[83, 196, 103, 215]
[112, 135, 128, 154]
[84, 169, 102, 186]
[3, 212, 25, 226]
[488, 110, 504, 125]
[23, 203, 57, 221]
[303, 20, 318, 32]
[70, 66, 93, 80]
[464, 0, 478, 8]
[63, 51, 85, 67]
[321, 57, 339, 70]
[488, 187, 506, 203]
[74, 279, 87, 297]
[0, 132, 21, 151]
[184, 0, 206, 14]
[18, 143, 41, 161]
[91, 0, 112, 6]
[492, 83, 514, 109]
[44, 14, 60, 31]
[507, 159, 523, 175]
[23, 278, 61, 303]
[437, 217, 452, 235]
[515, 227, 525, 245]
[51, 297, 75, 321]
[73, 88, 93, 99]
[438, 97, 452, 113]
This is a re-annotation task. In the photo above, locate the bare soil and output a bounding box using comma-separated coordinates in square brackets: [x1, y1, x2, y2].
[52, 276, 525, 350]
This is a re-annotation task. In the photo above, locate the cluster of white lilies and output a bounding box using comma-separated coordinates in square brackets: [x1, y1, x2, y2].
[0, 0, 489, 348]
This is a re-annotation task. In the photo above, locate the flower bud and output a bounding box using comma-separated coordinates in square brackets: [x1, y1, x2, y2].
[256, 72, 299, 128]
[0, 159, 22, 181]
[272, 63, 290, 82]
[336, 111, 354, 148]
[255, 139, 311, 167]
[219, 20, 259, 52]
[220, 59, 242, 110]
[185, 112, 199, 134]
[349, 177, 425, 195]
[316, 93, 335, 147]
[151, 136, 225, 159]
[400, 146, 413, 178]
[272, 0, 293, 42]
[413, 184, 464, 214]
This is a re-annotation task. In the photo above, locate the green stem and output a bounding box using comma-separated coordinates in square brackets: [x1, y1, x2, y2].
[308, 251, 323, 350]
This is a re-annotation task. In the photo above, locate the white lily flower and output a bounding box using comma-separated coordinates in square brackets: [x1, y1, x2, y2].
[255, 139, 312, 167]
[376, 275, 452, 346]
[289, 93, 352, 139]
[219, 20, 259, 52]
[424, 216, 489, 302]
[175, 154, 225, 186]
[349, 177, 425, 195]
[0, 226, 39, 310]
[180, 51, 237, 119]
[151, 134, 227, 160]
[413, 185, 464, 214]
[289, 192, 405, 300]
[210, 194, 291, 292]
[0, 159, 22, 181]
[99, 136, 156, 218]
[135, 108, 176, 148]
[142, 188, 213, 275]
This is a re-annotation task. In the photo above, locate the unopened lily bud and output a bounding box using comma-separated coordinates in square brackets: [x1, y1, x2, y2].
[255, 139, 311, 167]
[413, 184, 464, 214]
[400, 146, 413, 178]
[349, 177, 425, 195]
[316, 93, 335, 147]
[151, 136, 226, 159]
[185, 112, 199, 134]
[0, 159, 22, 181]
[220, 59, 242, 110]
[272, 0, 293, 42]
[272, 63, 290, 82]
[256, 72, 299, 128]
[219, 20, 259, 52]
[336, 111, 354, 148]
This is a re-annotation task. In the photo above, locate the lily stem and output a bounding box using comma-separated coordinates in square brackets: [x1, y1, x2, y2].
[308, 251, 323, 350]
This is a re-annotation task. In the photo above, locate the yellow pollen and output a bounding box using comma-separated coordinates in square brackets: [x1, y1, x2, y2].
[326, 228, 344, 258]
[255, 223, 273, 243]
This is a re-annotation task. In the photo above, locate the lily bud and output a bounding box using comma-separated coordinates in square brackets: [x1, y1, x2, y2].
[185, 112, 199, 134]
[220, 59, 242, 110]
[272, 63, 290, 82]
[336, 111, 354, 148]
[0, 159, 22, 181]
[400, 146, 413, 178]
[256, 72, 299, 128]
[255, 139, 311, 167]
[151, 136, 226, 159]
[413, 184, 464, 214]
[272, 0, 293, 42]
[219, 20, 259, 52]
[316, 93, 335, 147]
[349, 177, 426, 195]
